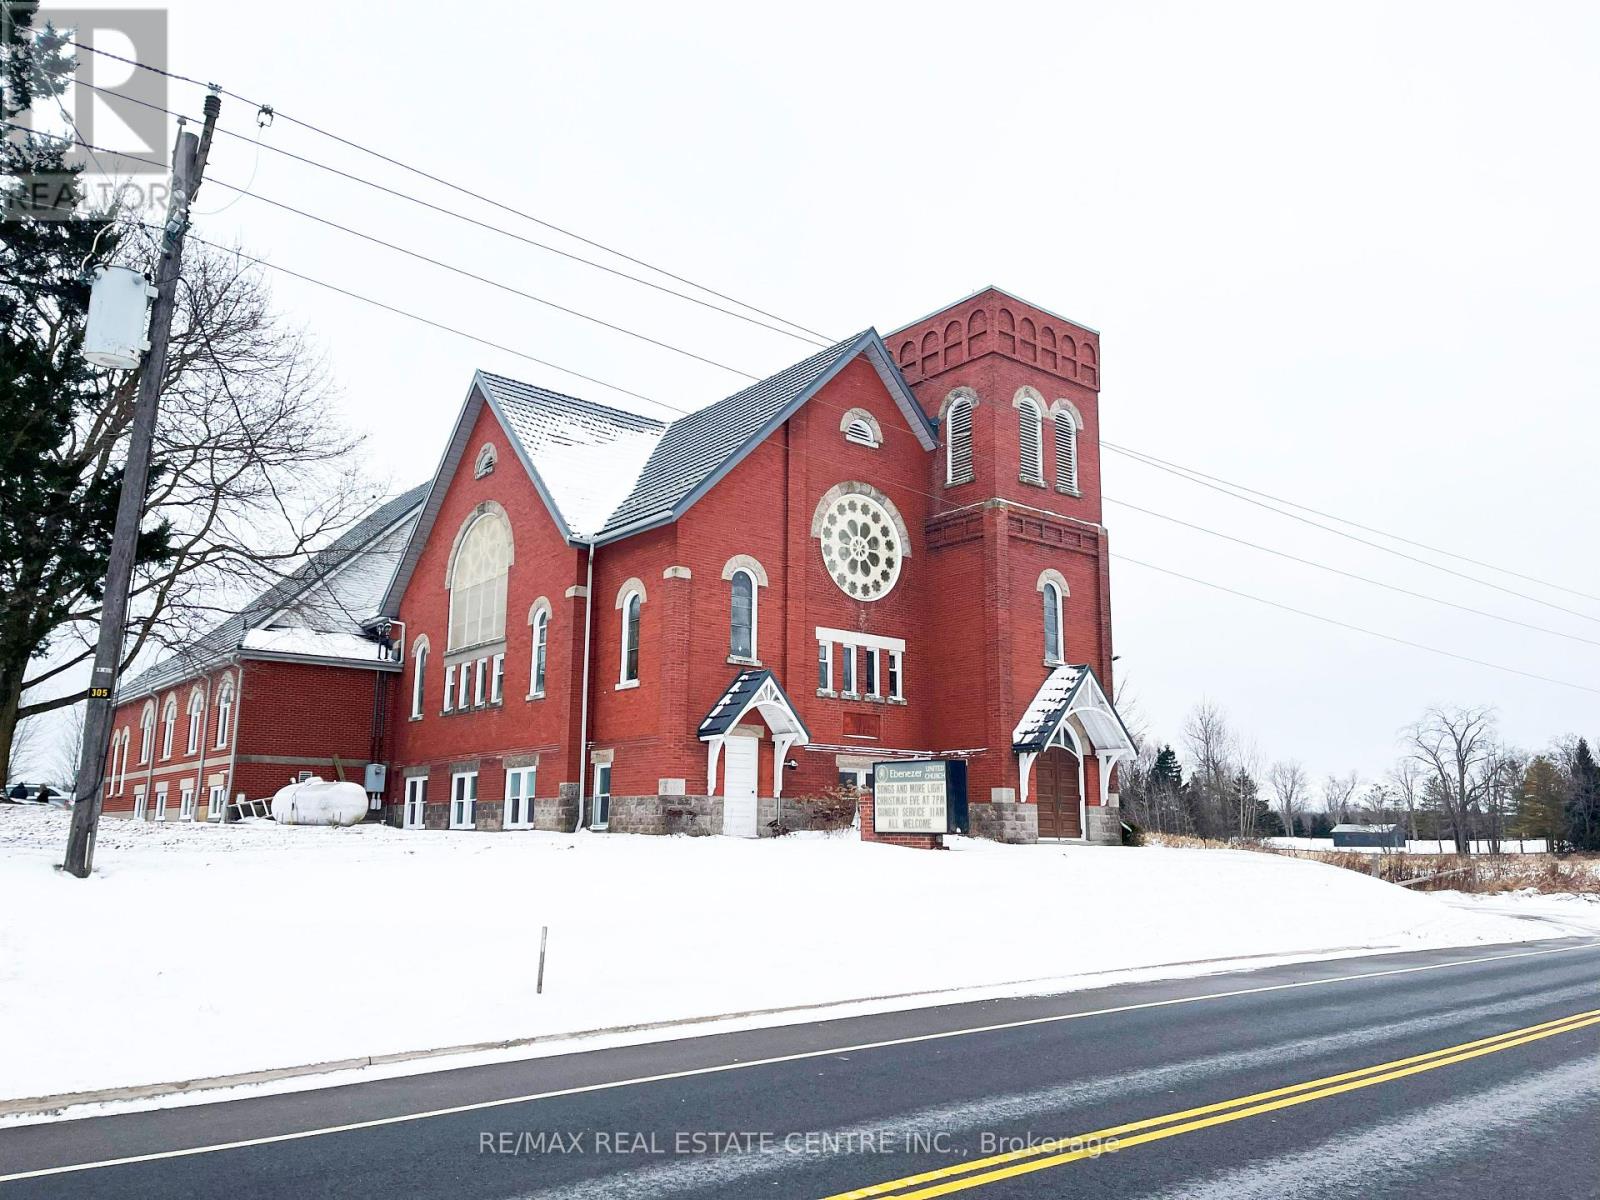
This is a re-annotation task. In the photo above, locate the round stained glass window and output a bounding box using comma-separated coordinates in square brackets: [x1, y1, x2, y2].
[818, 491, 903, 601]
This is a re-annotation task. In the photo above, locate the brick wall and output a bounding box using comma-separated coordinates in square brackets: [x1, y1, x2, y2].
[857, 788, 944, 850]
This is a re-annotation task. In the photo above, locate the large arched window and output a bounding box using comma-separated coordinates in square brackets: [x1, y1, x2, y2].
[529, 600, 551, 698]
[214, 677, 234, 748]
[160, 696, 178, 760]
[185, 688, 205, 754]
[730, 570, 755, 659]
[448, 509, 512, 650]
[616, 580, 645, 686]
[1038, 570, 1069, 665]
[410, 638, 428, 719]
[1017, 395, 1044, 485]
[946, 396, 974, 485]
[138, 702, 156, 764]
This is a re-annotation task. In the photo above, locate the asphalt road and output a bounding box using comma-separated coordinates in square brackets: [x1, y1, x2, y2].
[4, 938, 1598, 1199]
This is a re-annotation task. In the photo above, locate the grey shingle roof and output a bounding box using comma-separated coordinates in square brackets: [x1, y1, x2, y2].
[697, 669, 811, 741]
[600, 331, 925, 540]
[1012, 664, 1134, 755]
[116, 483, 429, 700]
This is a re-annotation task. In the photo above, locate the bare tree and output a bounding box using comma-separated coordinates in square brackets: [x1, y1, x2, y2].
[1231, 739, 1264, 838]
[1481, 747, 1523, 855]
[47, 702, 85, 787]
[1405, 705, 1497, 855]
[1268, 759, 1308, 839]
[1388, 758, 1421, 844]
[2, 236, 376, 774]
[1322, 771, 1360, 826]
[4, 713, 40, 786]
[1183, 700, 1236, 838]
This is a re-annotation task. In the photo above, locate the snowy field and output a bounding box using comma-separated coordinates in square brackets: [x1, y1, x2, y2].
[1, 805, 1591, 1107]
[1266, 836, 1552, 855]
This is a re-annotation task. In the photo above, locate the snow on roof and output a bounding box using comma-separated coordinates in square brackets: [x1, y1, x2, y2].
[1012, 664, 1135, 756]
[1331, 823, 1398, 833]
[117, 484, 427, 699]
[477, 373, 666, 540]
[239, 628, 397, 665]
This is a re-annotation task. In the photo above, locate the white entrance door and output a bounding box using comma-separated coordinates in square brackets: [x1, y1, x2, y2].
[722, 737, 759, 838]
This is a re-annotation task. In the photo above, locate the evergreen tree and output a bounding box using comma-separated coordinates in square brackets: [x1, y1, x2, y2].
[1152, 745, 1183, 792]
[0, 8, 173, 776]
[1565, 739, 1600, 852]
[1514, 756, 1568, 851]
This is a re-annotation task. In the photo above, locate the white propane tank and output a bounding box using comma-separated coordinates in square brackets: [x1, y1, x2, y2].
[83, 264, 155, 369]
[270, 777, 369, 827]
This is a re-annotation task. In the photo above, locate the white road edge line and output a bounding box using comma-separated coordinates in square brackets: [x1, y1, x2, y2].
[4, 940, 1596, 1184]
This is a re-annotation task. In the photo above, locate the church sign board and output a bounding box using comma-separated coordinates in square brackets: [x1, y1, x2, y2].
[871, 759, 969, 835]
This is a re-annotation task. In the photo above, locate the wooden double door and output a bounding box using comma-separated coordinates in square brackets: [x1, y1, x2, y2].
[1035, 747, 1082, 840]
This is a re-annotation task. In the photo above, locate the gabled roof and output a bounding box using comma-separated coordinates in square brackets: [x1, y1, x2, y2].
[477, 372, 666, 539]
[1012, 664, 1134, 756]
[697, 669, 811, 743]
[382, 330, 937, 611]
[116, 483, 428, 700]
[596, 329, 937, 542]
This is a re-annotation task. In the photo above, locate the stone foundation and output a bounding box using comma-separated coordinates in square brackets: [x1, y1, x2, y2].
[605, 794, 723, 835]
[1085, 803, 1123, 845]
[970, 801, 1038, 844]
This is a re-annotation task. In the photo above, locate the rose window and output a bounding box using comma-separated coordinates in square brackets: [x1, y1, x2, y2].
[819, 492, 903, 601]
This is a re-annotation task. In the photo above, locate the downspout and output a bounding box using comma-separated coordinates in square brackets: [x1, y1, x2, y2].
[574, 540, 596, 831]
[192, 677, 210, 820]
[223, 656, 244, 820]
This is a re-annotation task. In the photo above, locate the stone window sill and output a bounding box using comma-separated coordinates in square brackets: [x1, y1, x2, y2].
[615, 679, 640, 691]
[816, 688, 837, 699]
[1019, 475, 1047, 488]
[526, 690, 545, 702]
[727, 655, 762, 668]
[1056, 486, 1082, 498]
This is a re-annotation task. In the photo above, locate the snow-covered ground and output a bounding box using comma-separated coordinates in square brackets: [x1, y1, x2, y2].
[1266, 836, 1553, 855]
[0, 805, 1589, 1107]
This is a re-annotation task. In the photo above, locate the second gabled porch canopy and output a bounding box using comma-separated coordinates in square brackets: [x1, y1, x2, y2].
[1012, 665, 1136, 807]
[698, 669, 811, 798]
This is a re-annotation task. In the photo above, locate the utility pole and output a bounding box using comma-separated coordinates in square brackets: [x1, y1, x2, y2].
[63, 90, 220, 878]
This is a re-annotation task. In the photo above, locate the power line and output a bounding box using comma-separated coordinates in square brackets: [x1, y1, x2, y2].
[203, 176, 766, 380]
[1105, 440, 1600, 606]
[178, 228, 669, 413]
[55, 34, 838, 344]
[78, 222, 1600, 704]
[1113, 554, 1600, 697]
[9, 124, 772, 381]
[66, 77, 833, 349]
[1104, 441, 1600, 626]
[46, 30, 1600, 637]
[1104, 494, 1600, 649]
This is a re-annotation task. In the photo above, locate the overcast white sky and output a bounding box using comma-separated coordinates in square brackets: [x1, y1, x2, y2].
[34, 0, 1600, 787]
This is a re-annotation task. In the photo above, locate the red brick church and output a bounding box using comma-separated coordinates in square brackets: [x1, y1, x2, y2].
[99, 287, 1134, 843]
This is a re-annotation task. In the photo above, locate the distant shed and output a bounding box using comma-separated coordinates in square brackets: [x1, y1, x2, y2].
[1330, 823, 1404, 849]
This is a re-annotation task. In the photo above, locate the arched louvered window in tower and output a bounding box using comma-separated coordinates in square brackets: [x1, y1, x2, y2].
[1018, 398, 1044, 485]
[1054, 411, 1079, 494]
[946, 398, 974, 485]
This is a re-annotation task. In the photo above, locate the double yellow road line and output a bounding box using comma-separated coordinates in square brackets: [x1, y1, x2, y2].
[822, 1007, 1600, 1200]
